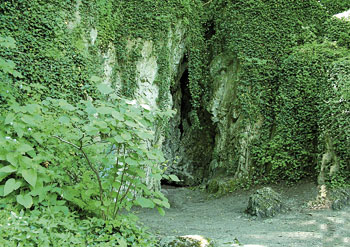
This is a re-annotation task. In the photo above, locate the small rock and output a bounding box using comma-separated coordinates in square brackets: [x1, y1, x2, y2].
[159, 235, 216, 247]
[246, 187, 284, 218]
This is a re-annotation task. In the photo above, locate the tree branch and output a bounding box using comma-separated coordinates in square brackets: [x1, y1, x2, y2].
[52, 135, 106, 219]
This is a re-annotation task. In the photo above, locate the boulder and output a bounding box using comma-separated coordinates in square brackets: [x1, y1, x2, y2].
[159, 235, 216, 247]
[246, 187, 284, 218]
[331, 187, 350, 210]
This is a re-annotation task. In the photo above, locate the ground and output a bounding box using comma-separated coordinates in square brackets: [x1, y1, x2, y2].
[135, 181, 350, 247]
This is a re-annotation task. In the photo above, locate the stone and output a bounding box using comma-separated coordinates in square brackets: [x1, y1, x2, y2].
[246, 187, 284, 218]
[330, 187, 350, 211]
[206, 177, 241, 196]
[334, 9, 350, 20]
[159, 235, 216, 247]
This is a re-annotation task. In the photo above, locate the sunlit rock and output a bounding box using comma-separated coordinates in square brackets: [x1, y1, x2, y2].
[159, 235, 216, 247]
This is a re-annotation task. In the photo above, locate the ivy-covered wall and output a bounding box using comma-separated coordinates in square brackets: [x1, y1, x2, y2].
[205, 0, 350, 186]
[1, 0, 350, 187]
[0, 0, 207, 105]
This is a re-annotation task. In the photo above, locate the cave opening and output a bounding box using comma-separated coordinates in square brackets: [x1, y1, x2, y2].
[162, 54, 217, 187]
[179, 69, 191, 136]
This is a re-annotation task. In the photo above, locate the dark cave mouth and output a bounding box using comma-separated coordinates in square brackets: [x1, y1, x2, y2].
[179, 68, 191, 136]
[163, 56, 217, 186]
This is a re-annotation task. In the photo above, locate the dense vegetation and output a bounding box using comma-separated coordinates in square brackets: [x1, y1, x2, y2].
[1, 0, 350, 245]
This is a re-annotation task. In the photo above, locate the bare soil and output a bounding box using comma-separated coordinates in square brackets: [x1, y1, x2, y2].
[135, 181, 350, 247]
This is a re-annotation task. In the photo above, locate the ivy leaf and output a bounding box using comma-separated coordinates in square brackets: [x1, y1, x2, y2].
[157, 207, 165, 216]
[5, 113, 15, 125]
[3, 178, 22, 196]
[111, 111, 124, 121]
[136, 197, 155, 208]
[136, 130, 154, 140]
[152, 173, 162, 180]
[97, 106, 114, 114]
[21, 115, 36, 125]
[121, 132, 132, 141]
[84, 125, 99, 136]
[17, 143, 33, 154]
[97, 84, 113, 95]
[169, 174, 180, 182]
[114, 135, 124, 143]
[125, 120, 138, 128]
[58, 100, 75, 111]
[16, 194, 33, 208]
[58, 116, 70, 125]
[0, 36, 16, 48]
[117, 238, 128, 247]
[22, 169, 37, 187]
[0, 165, 17, 173]
[6, 153, 18, 167]
[136, 169, 146, 178]
[125, 157, 137, 166]
[32, 133, 44, 144]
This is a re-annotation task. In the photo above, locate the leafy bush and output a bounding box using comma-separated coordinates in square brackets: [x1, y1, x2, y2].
[0, 34, 172, 246]
[0, 90, 175, 218]
[0, 207, 157, 246]
[0, 36, 176, 219]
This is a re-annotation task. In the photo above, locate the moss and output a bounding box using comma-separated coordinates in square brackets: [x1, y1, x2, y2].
[206, 177, 248, 197]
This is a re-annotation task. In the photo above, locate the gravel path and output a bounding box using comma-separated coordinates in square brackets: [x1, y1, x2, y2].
[135, 181, 350, 247]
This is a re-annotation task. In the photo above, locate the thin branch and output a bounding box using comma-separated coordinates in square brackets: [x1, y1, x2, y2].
[107, 145, 120, 216]
[112, 147, 127, 217]
[114, 175, 135, 217]
[203, 0, 213, 6]
[52, 135, 79, 149]
[52, 135, 106, 219]
[82, 140, 109, 148]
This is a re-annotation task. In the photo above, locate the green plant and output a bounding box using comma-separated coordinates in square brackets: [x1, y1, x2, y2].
[0, 207, 157, 246]
[0, 80, 177, 218]
[43, 82, 176, 218]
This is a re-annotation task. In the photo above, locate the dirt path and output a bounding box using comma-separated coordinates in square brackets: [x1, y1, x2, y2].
[135, 181, 350, 247]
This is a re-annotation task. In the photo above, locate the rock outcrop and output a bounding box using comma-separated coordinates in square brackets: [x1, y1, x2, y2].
[246, 187, 284, 218]
[159, 235, 216, 247]
[331, 187, 350, 210]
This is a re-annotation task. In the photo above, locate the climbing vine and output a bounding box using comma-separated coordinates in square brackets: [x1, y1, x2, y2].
[205, 0, 350, 184]
[2, 0, 350, 186]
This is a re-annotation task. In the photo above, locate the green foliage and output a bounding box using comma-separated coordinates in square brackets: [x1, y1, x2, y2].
[253, 43, 348, 182]
[0, 86, 174, 218]
[0, 208, 157, 246]
[319, 57, 350, 185]
[1, 0, 209, 126]
[324, 17, 350, 49]
[2, 0, 350, 193]
[319, 0, 350, 15]
[0, 0, 100, 103]
[207, 0, 331, 180]
[0, 33, 175, 243]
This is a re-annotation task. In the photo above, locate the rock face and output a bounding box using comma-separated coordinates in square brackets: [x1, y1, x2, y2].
[62, 1, 266, 187]
[246, 187, 284, 218]
[162, 60, 216, 186]
[159, 235, 216, 247]
[207, 54, 263, 181]
[163, 52, 263, 186]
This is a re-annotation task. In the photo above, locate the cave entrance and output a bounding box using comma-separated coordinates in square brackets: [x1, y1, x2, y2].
[179, 69, 191, 136]
[163, 55, 217, 187]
